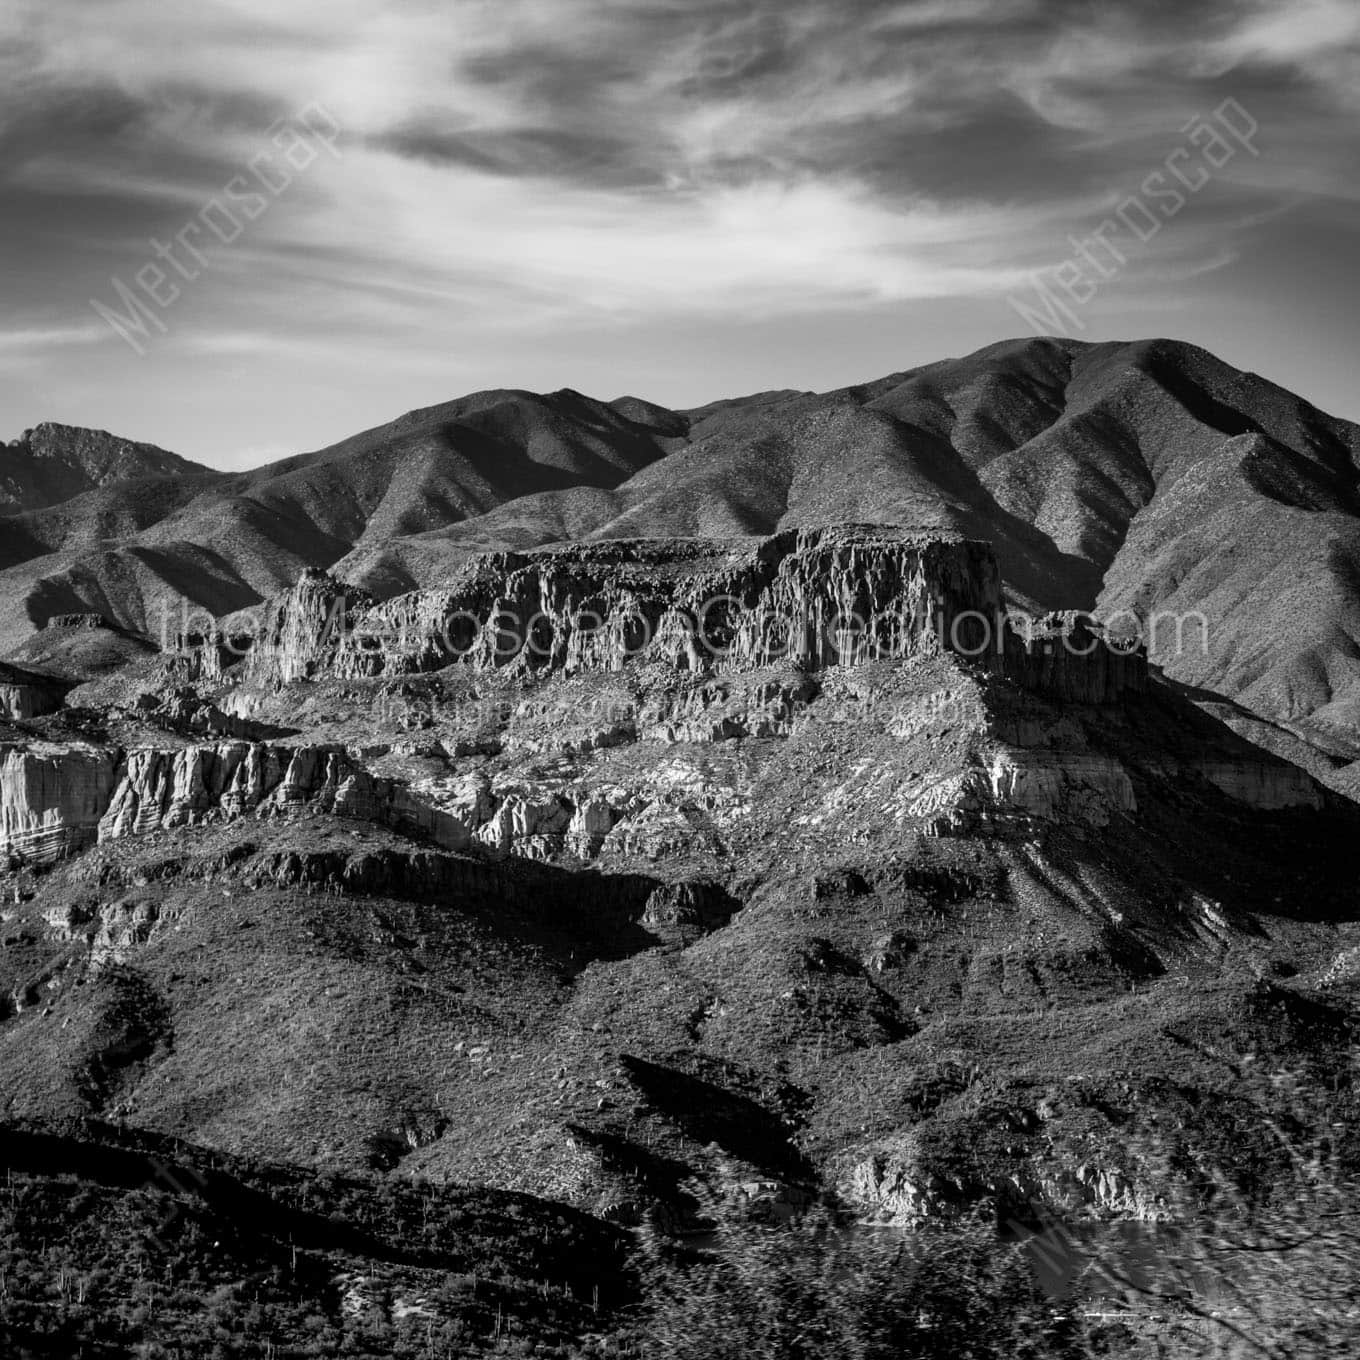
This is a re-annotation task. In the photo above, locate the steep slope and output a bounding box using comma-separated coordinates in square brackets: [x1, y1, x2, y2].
[0, 532, 1354, 1233]
[0, 390, 682, 645]
[331, 339, 1360, 741]
[14, 338, 1360, 743]
[0, 423, 212, 515]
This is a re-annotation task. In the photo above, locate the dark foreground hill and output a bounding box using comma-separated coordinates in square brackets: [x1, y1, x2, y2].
[7, 338, 1360, 754]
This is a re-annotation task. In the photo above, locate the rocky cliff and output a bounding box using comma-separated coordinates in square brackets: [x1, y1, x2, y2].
[0, 662, 72, 720]
[1, 740, 474, 867]
[0, 744, 120, 864]
[236, 527, 1146, 706]
[1000, 612, 1148, 704]
[242, 569, 375, 686]
[11, 531, 1327, 877]
[238, 527, 1005, 683]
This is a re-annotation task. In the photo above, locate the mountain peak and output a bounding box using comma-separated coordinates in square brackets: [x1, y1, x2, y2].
[1, 422, 209, 516]
[7, 339, 1360, 752]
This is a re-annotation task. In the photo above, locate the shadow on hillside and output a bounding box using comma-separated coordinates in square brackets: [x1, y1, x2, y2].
[1088, 685, 1360, 928]
[619, 1054, 816, 1184]
[0, 1117, 629, 1299]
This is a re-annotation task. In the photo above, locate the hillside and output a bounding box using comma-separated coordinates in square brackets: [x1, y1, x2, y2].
[8, 338, 1360, 751]
[0, 423, 213, 516]
[0, 390, 682, 651]
[3, 527, 1359, 1354]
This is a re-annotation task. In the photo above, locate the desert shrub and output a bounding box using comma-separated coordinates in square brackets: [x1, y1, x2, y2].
[1075, 1068, 1360, 1360]
[623, 1194, 1081, 1360]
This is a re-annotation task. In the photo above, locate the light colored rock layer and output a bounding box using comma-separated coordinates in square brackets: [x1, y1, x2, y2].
[1, 741, 472, 866]
[1, 744, 120, 863]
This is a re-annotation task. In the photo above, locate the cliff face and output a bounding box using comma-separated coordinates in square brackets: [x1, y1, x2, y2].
[242, 570, 376, 686]
[240, 528, 1149, 695]
[0, 663, 71, 720]
[339, 528, 1007, 681]
[1, 741, 473, 867]
[0, 744, 120, 864]
[0, 684, 56, 722]
[235, 528, 1148, 710]
[98, 742, 479, 853]
[1000, 613, 1148, 704]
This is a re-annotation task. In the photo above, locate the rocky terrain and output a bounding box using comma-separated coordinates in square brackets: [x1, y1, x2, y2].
[7, 338, 1360, 754]
[0, 423, 210, 517]
[4, 350, 1360, 1356]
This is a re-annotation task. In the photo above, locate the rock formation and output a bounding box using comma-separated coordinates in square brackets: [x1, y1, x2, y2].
[2, 529, 1321, 873]
[235, 527, 1147, 707]
[242, 569, 375, 686]
[0, 740, 477, 867]
[42, 613, 115, 631]
[0, 743, 120, 864]
[0, 662, 72, 720]
[1000, 612, 1148, 704]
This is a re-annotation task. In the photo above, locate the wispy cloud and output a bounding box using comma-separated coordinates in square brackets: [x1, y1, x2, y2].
[0, 322, 112, 351]
[1, 0, 1358, 458]
[0, 320, 113, 377]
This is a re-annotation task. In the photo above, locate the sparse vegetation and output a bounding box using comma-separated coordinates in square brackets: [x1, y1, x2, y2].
[5, 453, 1360, 1357]
[624, 1194, 1082, 1360]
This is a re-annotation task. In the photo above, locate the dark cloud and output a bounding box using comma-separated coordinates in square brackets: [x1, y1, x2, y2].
[782, 94, 1089, 203]
[378, 124, 665, 188]
[0, 83, 149, 166]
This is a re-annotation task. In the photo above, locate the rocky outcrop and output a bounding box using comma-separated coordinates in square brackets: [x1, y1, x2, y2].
[844, 1153, 972, 1223]
[162, 632, 229, 685]
[1001, 613, 1148, 704]
[641, 880, 734, 935]
[243, 570, 375, 686]
[129, 688, 279, 741]
[0, 662, 71, 720]
[239, 528, 1008, 683]
[43, 613, 114, 631]
[844, 1148, 1162, 1226]
[1, 743, 120, 864]
[97, 742, 470, 850]
[223, 528, 1150, 708]
[0, 739, 479, 866]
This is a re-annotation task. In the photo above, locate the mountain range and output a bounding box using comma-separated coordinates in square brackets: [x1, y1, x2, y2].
[4, 361, 1360, 1353]
[5, 337, 1360, 751]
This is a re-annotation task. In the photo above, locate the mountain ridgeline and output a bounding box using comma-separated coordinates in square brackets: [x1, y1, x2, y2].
[5, 336, 1360, 743]
[6, 345, 1360, 1355]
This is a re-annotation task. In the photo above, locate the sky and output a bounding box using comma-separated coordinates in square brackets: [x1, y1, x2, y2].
[1, 0, 1358, 470]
